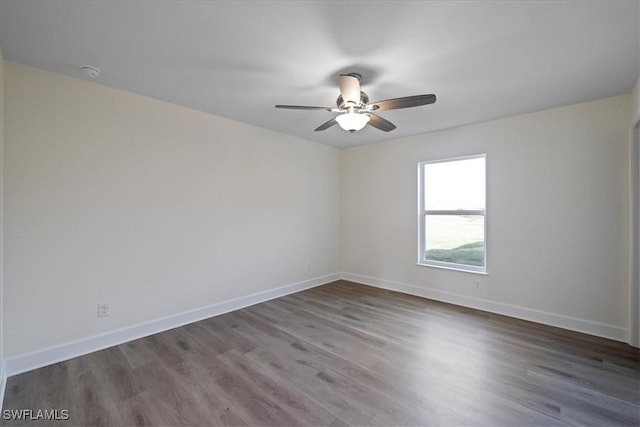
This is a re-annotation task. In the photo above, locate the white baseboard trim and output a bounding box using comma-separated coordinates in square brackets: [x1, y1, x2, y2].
[0, 360, 6, 410]
[341, 272, 628, 342]
[5, 273, 340, 377]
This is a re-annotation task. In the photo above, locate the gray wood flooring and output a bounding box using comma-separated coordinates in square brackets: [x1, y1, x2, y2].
[2, 280, 639, 426]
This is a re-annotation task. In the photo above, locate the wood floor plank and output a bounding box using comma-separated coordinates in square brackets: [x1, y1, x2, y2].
[198, 315, 258, 354]
[208, 357, 303, 426]
[217, 349, 344, 426]
[2, 280, 638, 426]
[119, 339, 162, 369]
[68, 369, 122, 427]
[115, 391, 169, 427]
[132, 360, 222, 426]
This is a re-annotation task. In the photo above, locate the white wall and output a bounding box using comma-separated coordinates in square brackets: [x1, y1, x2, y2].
[342, 94, 631, 339]
[3, 61, 340, 358]
[630, 76, 640, 346]
[632, 77, 640, 122]
[0, 49, 5, 386]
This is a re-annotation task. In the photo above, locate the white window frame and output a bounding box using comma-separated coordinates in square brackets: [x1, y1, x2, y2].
[417, 154, 487, 274]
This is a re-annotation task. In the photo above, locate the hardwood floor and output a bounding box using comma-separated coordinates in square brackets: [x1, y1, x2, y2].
[2, 280, 639, 426]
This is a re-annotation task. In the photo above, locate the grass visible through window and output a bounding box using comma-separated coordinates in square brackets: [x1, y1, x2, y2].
[425, 215, 484, 267]
[426, 241, 484, 266]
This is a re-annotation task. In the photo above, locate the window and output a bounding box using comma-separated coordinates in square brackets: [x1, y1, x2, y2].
[418, 155, 486, 273]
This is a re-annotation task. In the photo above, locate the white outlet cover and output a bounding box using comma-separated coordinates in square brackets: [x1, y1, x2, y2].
[98, 303, 110, 317]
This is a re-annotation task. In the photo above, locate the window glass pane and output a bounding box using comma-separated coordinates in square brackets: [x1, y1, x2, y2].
[425, 215, 484, 267]
[424, 157, 485, 211]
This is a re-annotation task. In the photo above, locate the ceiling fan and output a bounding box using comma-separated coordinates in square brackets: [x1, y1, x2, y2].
[275, 73, 436, 133]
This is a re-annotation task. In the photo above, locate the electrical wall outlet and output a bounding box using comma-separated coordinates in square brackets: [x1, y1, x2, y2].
[98, 302, 110, 318]
[474, 281, 482, 290]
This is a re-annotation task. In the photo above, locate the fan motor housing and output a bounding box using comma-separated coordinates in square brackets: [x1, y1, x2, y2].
[337, 92, 369, 110]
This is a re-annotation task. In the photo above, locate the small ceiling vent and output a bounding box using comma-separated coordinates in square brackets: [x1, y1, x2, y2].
[80, 65, 101, 79]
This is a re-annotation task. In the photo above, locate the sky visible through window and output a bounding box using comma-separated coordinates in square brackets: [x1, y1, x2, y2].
[424, 157, 485, 211]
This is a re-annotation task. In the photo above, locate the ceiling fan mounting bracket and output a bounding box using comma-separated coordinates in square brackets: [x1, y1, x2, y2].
[342, 72, 362, 81]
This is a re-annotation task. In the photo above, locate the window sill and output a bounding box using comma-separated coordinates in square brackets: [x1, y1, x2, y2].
[416, 262, 488, 275]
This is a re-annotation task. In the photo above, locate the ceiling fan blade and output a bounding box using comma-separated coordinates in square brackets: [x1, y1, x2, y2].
[314, 117, 338, 131]
[275, 105, 334, 111]
[338, 74, 361, 105]
[367, 114, 396, 132]
[370, 94, 436, 111]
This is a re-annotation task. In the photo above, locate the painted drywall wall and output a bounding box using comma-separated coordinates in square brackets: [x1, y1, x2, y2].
[342, 95, 630, 336]
[3, 61, 340, 357]
[632, 76, 640, 123]
[0, 49, 5, 386]
[630, 75, 640, 346]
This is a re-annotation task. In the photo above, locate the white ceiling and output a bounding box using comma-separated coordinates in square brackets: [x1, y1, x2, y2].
[0, 1, 638, 148]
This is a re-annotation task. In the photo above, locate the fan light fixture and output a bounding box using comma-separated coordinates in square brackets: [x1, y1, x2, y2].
[336, 112, 370, 132]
